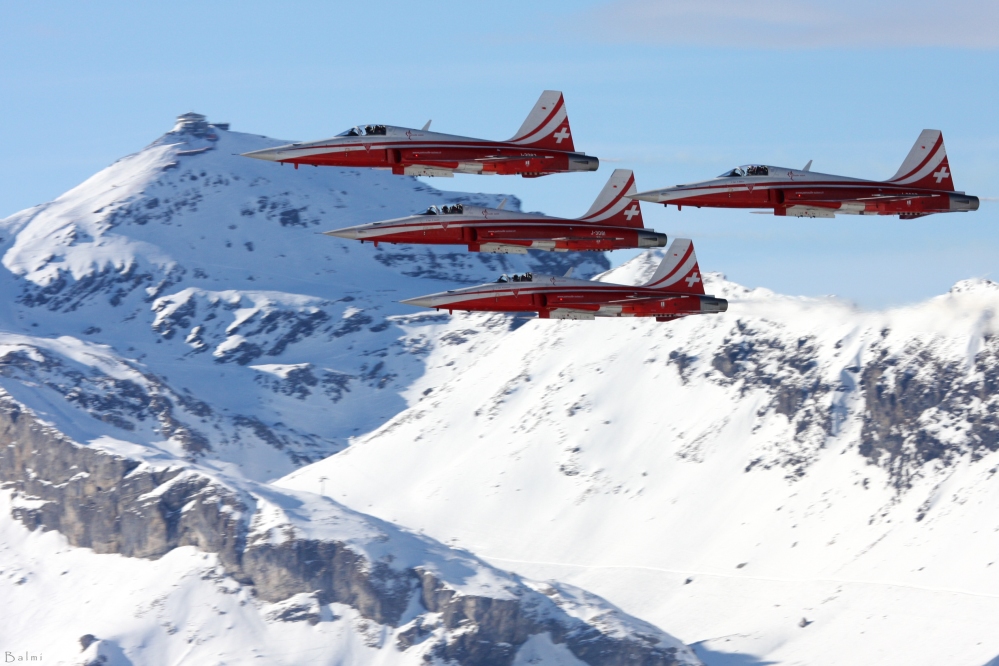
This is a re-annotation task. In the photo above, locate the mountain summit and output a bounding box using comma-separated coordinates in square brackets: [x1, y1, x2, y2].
[0, 116, 699, 666]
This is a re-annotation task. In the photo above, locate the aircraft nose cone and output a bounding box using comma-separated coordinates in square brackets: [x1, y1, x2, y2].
[324, 227, 361, 240]
[400, 295, 435, 308]
[241, 147, 283, 162]
[628, 189, 666, 203]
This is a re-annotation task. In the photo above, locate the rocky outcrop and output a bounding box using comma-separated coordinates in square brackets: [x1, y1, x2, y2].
[0, 391, 696, 666]
[705, 317, 999, 489]
[859, 336, 999, 489]
[0, 394, 245, 565]
[709, 322, 833, 479]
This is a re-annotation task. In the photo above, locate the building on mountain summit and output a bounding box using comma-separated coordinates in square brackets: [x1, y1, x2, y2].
[172, 112, 229, 138]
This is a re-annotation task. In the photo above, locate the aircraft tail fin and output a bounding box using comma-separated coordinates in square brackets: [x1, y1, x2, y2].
[578, 169, 644, 228]
[887, 129, 955, 191]
[508, 90, 575, 151]
[643, 239, 705, 294]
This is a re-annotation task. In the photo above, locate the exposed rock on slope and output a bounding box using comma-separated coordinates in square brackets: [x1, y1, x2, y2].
[0, 116, 699, 665]
[0, 117, 608, 481]
[0, 388, 697, 665]
[280, 258, 999, 666]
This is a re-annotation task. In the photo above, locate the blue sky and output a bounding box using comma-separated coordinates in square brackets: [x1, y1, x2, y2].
[2, 0, 997, 306]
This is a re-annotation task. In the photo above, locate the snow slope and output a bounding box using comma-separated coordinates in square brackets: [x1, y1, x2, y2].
[0, 116, 606, 481]
[6, 112, 998, 665]
[0, 117, 702, 665]
[280, 254, 999, 665]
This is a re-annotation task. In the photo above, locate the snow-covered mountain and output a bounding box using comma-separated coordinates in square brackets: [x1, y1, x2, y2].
[3, 112, 998, 666]
[0, 115, 701, 665]
[0, 112, 607, 481]
[280, 258, 999, 666]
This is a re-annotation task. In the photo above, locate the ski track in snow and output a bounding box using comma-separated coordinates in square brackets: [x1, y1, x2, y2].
[481, 554, 999, 601]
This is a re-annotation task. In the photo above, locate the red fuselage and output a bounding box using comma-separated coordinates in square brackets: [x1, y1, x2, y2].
[400, 274, 727, 322]
[325, 206, 667, 253]
[242, 126, 599, 178]
[633, 166, 979, 219]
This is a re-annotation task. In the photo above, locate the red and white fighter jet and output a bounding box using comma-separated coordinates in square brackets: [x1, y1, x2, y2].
[241, 91, 598, 178]
[324, 169, 667, 253]
[400, 238, 727, 322]
[631, 130, 979, 219]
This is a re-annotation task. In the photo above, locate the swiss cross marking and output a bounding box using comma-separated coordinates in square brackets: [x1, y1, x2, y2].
[623, 205, 640, 221]
[553, 127, 571, 144]
[685, 272, 701, 288]
[933, 166, 950, 183]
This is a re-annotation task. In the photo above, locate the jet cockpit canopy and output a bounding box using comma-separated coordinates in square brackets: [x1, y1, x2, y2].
[496, 272, 533, 283]
[423, 204, 464, 216]
[336, 124, 388, 137]
[718, 165, 769, 178]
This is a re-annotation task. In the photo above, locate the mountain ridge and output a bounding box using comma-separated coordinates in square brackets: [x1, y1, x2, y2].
[0, 116, 701, 666]
[2, 113, 997, 665]
[280, 263, 999, 665]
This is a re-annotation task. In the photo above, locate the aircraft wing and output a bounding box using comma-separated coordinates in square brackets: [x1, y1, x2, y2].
[603, 295, 687, 304]
[473, 155, 556, 163]
[852, 193, 942, 202]
[546, 294, 686, 307]
[786, 194, 941, 205]
[485, 236, 627, 243]
[550, 236, 626, 241]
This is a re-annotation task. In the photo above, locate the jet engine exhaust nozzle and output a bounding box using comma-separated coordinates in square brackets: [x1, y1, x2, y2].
[700, 296, 728, 313]
[568, 155, 599, 172]
[638, 231, 669, 248]
[949, 194, 980, 212]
